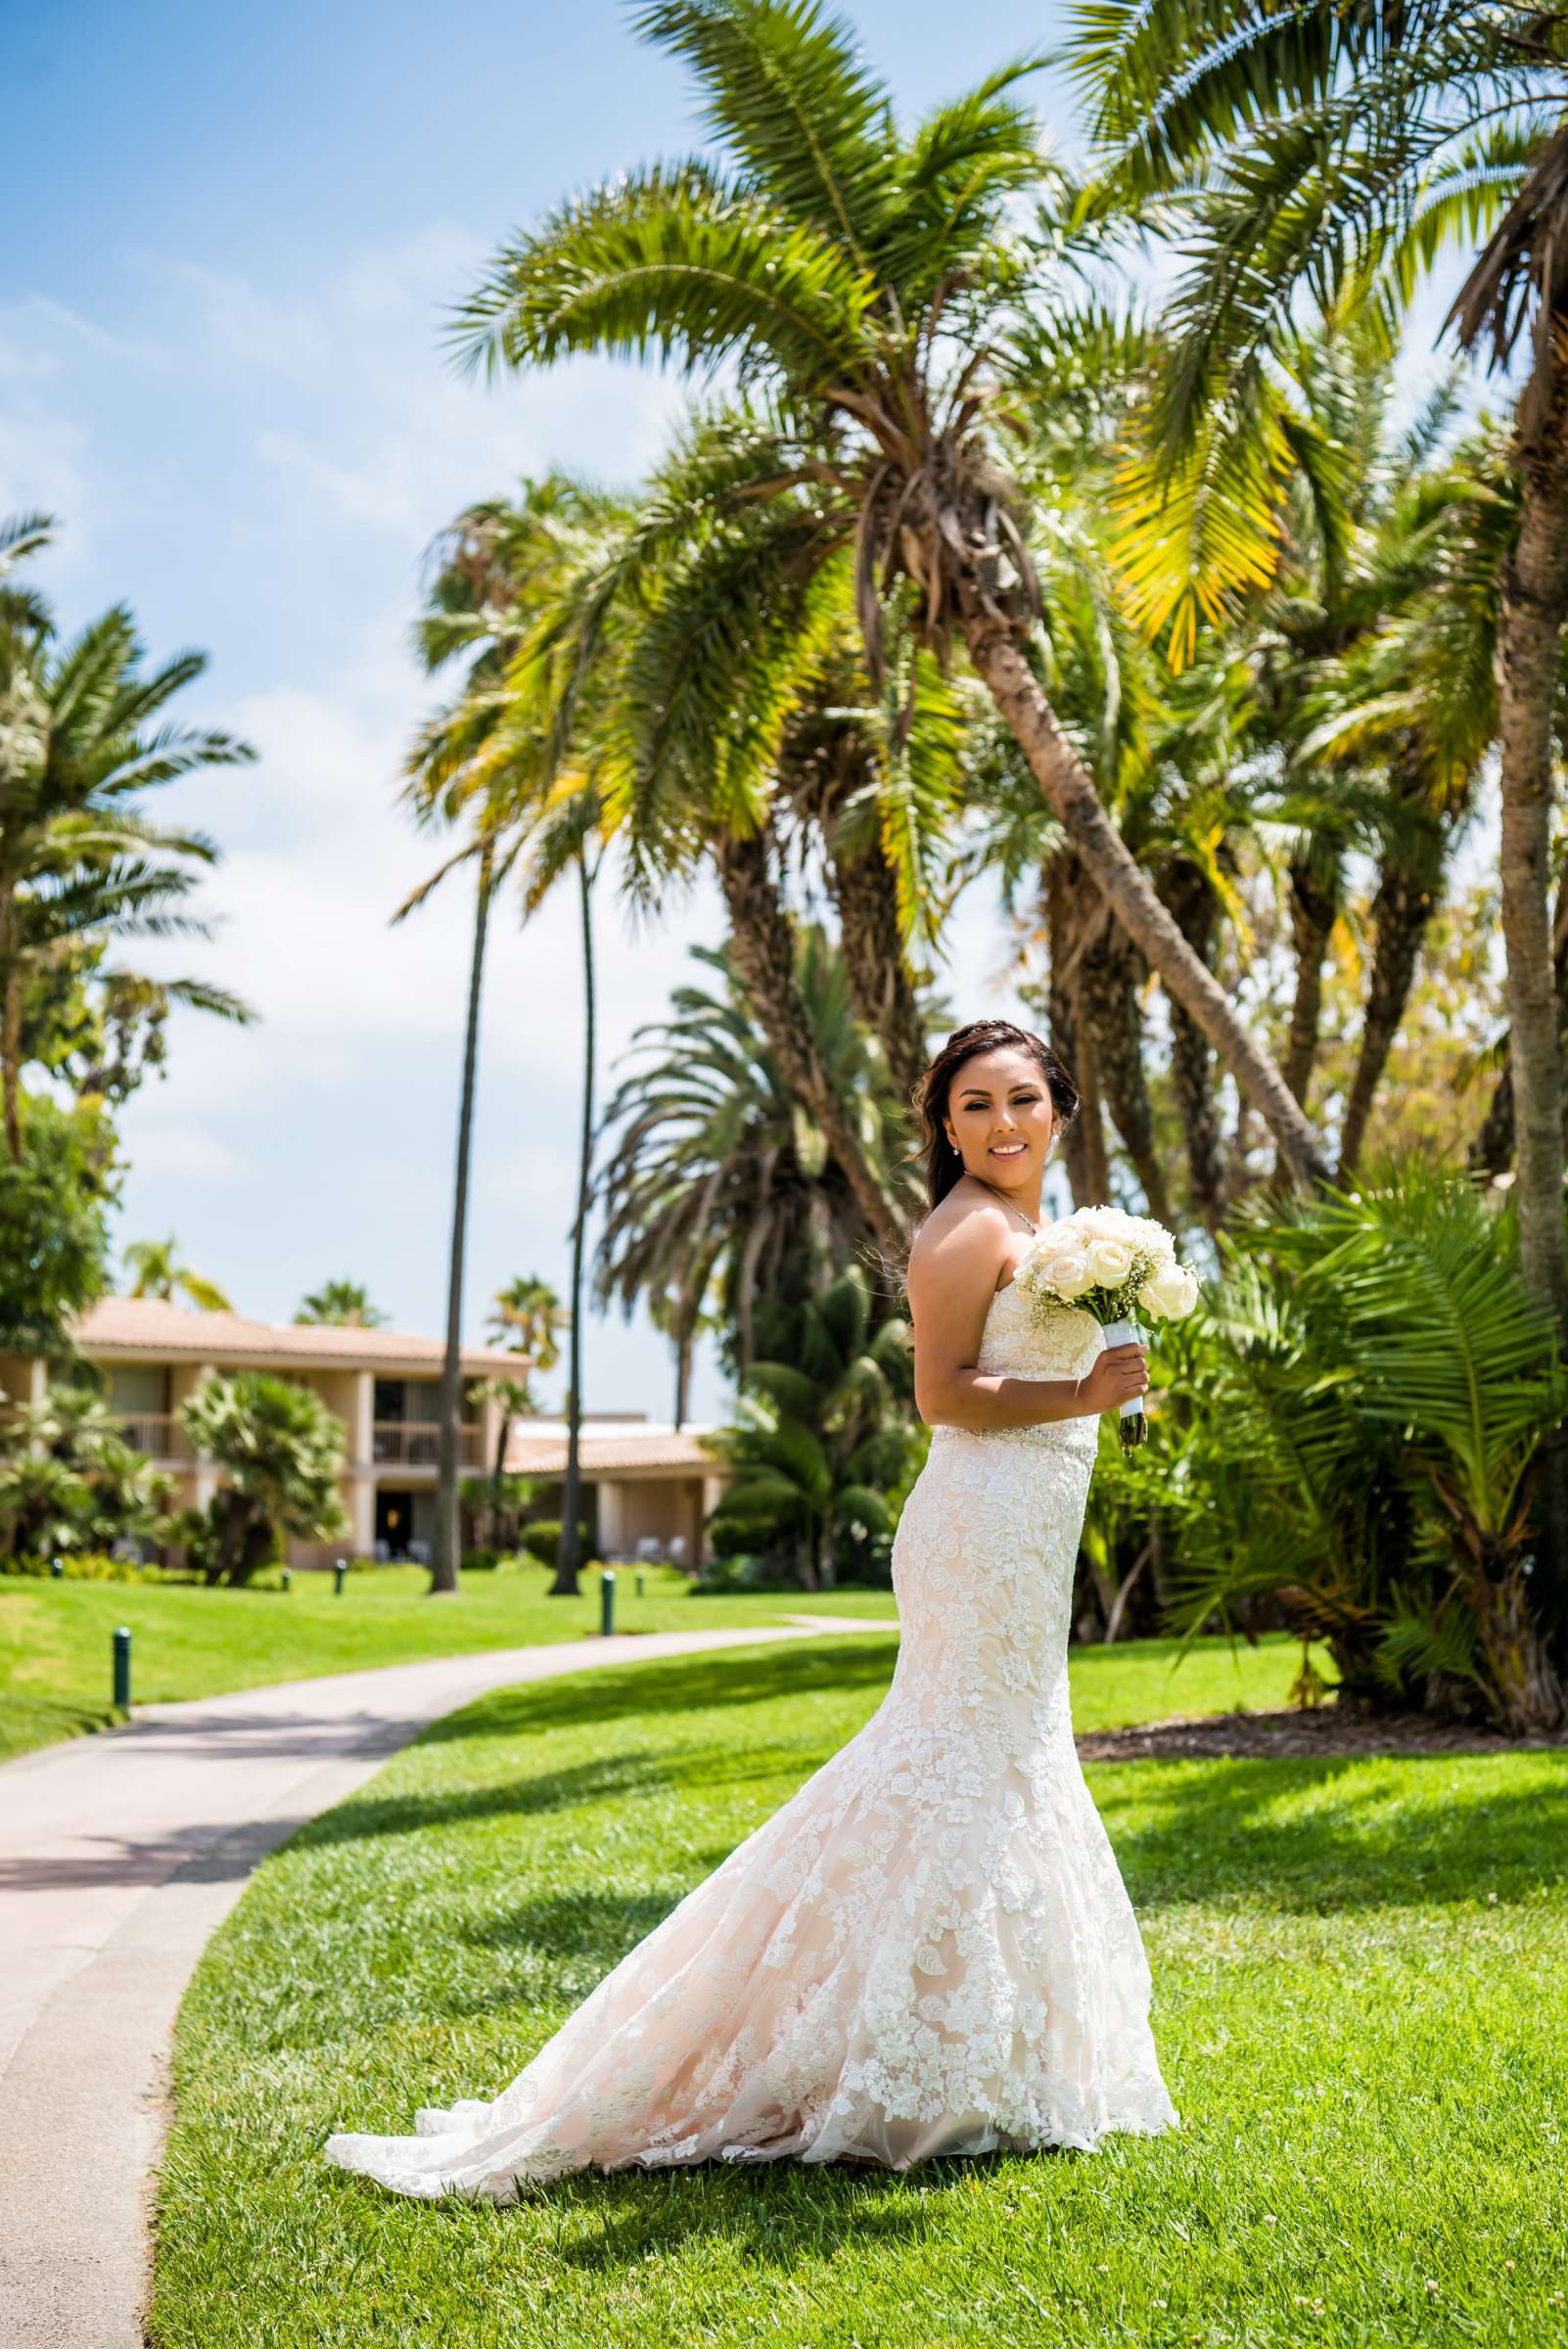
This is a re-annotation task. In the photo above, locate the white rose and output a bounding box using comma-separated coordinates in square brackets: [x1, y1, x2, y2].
[1074, 1208, 1118, 1241]
[1043, 1250, 1093, 1299]
[1139, 1262, 1199, 1318]
[1086, 1236, 1133, 1286]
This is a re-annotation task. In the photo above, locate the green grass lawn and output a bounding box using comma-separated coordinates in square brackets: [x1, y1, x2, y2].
[152, 1634, 1568, 2349]
[0, 1562, 1319, 1765]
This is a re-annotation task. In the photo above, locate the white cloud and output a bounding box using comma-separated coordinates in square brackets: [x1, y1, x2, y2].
[119, 1124, 247, 1185]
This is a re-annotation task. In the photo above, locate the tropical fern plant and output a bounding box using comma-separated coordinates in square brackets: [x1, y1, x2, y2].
[1158, 1153, 1568, 1732]
[705, 1257, 922, 1589]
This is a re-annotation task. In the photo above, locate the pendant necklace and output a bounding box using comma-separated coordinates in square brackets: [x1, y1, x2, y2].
[974, 1174, 1038, 1234]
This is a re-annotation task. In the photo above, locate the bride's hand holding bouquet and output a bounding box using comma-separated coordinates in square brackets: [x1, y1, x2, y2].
[1012, 1206, 1199, 1448]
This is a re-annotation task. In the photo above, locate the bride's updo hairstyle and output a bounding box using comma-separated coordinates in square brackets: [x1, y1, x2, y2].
[912, 1020, 1081, 1214]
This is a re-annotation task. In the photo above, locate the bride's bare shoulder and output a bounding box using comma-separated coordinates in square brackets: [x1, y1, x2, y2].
[907, 1186, 1010, 1310]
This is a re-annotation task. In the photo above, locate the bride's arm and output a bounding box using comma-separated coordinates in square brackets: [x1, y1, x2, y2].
[906, 1210, 1143, 1432]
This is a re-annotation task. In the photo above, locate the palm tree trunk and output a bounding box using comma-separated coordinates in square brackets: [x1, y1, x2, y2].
[0, 883, 23, 1165]
[552, 849, 595, 1598]
[1046, 854, 1100, 1207]
[826, 829, 928, 1109]
[1336, 860, 1441, 1181]
[960, 615, 1330, 1188]
[1073, 906, 1175, 1227]
[713, 825, 905, 1247]
[432, 841, 493, 1596]
[1469, 875, 1568, 1174]
[1496, 480, 1568, 1322]
[1161, 857, 1228, 1233]
[779, 720, 929, 1107]
[1069, 977, 1114, 1204]
[1494, 347, 1568, 1622]
[1282, 849, 1338, 1106]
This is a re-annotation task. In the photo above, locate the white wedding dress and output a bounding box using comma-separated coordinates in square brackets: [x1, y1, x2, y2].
[324, 1280, 1179, 2199]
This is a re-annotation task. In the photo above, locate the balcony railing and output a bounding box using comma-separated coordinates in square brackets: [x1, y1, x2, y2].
[116, 1413, 196, 1463]
[105, 1412, 484, 1472]
[372, 1421, 484, 1469]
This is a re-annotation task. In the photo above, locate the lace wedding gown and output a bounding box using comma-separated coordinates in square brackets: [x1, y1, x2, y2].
[324, 1280, 1179, 2199]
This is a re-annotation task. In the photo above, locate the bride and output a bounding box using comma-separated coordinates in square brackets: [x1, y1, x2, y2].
[325, 1017, 1179, 2198]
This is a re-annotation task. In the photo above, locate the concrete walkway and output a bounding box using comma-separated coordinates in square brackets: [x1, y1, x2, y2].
[0, 1613, 894, 2349]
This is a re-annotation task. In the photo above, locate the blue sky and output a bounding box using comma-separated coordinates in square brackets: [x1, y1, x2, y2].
[5, 1, 1484, 1419]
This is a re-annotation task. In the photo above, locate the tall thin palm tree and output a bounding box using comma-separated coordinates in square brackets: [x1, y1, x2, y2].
[554, 843, 597, 1598]
[448, 0, 1327, 1185]
[396, 480, 616, 1593]
[422, 834, 494, 1596]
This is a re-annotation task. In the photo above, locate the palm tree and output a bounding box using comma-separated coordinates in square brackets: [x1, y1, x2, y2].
[295, 1280, 390, 1327]
[705, 1258, 918, 1589]
[487, 1272, 567, 1374]
[766, 634, 949, 1116]
[477, 1371, 537, 1493]
[399, 478, 625, 1595]
[594, 932, 916, 1374]
[0, 1385, 172, 1559]
[0, 531, 254, 1161]
[177, 1371, 348, 1586]
[503, 442, 925, 1249]
[0, 510, 54, 632]
[122, 1237, 232, 1313]
[554, 842, 597, 1598]
[447, 0, 1327, 1186]
[1064, 0, 1568, 1365]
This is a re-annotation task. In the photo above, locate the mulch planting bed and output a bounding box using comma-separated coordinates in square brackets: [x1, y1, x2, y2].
[1075, 1706, 1568, 1761]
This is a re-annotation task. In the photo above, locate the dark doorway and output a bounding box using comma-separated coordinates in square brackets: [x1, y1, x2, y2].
[376, 1489, 416, 1558]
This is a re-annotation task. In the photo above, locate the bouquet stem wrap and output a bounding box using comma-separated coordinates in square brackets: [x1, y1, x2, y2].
[1101, 1313, 1147, 1448]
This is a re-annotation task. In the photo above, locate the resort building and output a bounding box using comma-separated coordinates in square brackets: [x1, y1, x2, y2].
[504, 1414, 729, 1570]
[0, 1301, 730, 1571]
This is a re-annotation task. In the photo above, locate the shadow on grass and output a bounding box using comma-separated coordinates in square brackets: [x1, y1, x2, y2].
[295, 1626, 1568, 1928]
[413, 1637, 898, 1746]
[289, 1729, 847, 1859]
[334, 2128, 1059, 2267]
[1098, 1750, 1568, 1915]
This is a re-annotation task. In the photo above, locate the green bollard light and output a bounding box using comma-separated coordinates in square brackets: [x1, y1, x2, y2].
[600, 1567, 617, 1637]
[51, 1556, 64, 1580]
[333, 1559, 347, 1596]
[281, 1568, 292, 1593]
[635, 1567, 645, 1599]
[113, 1625, 131, 1710]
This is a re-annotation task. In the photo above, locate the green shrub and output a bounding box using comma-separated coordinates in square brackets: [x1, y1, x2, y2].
[690, 1549, 764, 1594]
[460, 1544, 503, 1572]
[3, 1548, 174, 1584]
[520, 1520, 593, 1567]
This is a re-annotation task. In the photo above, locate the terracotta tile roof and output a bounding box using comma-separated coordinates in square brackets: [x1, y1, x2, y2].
[72, 1296, 527, 1376]
[505, 1424, 724, 1476]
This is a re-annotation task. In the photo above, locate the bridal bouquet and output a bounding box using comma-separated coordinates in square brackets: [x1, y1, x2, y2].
[1013, 1206, 1199, 1448]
